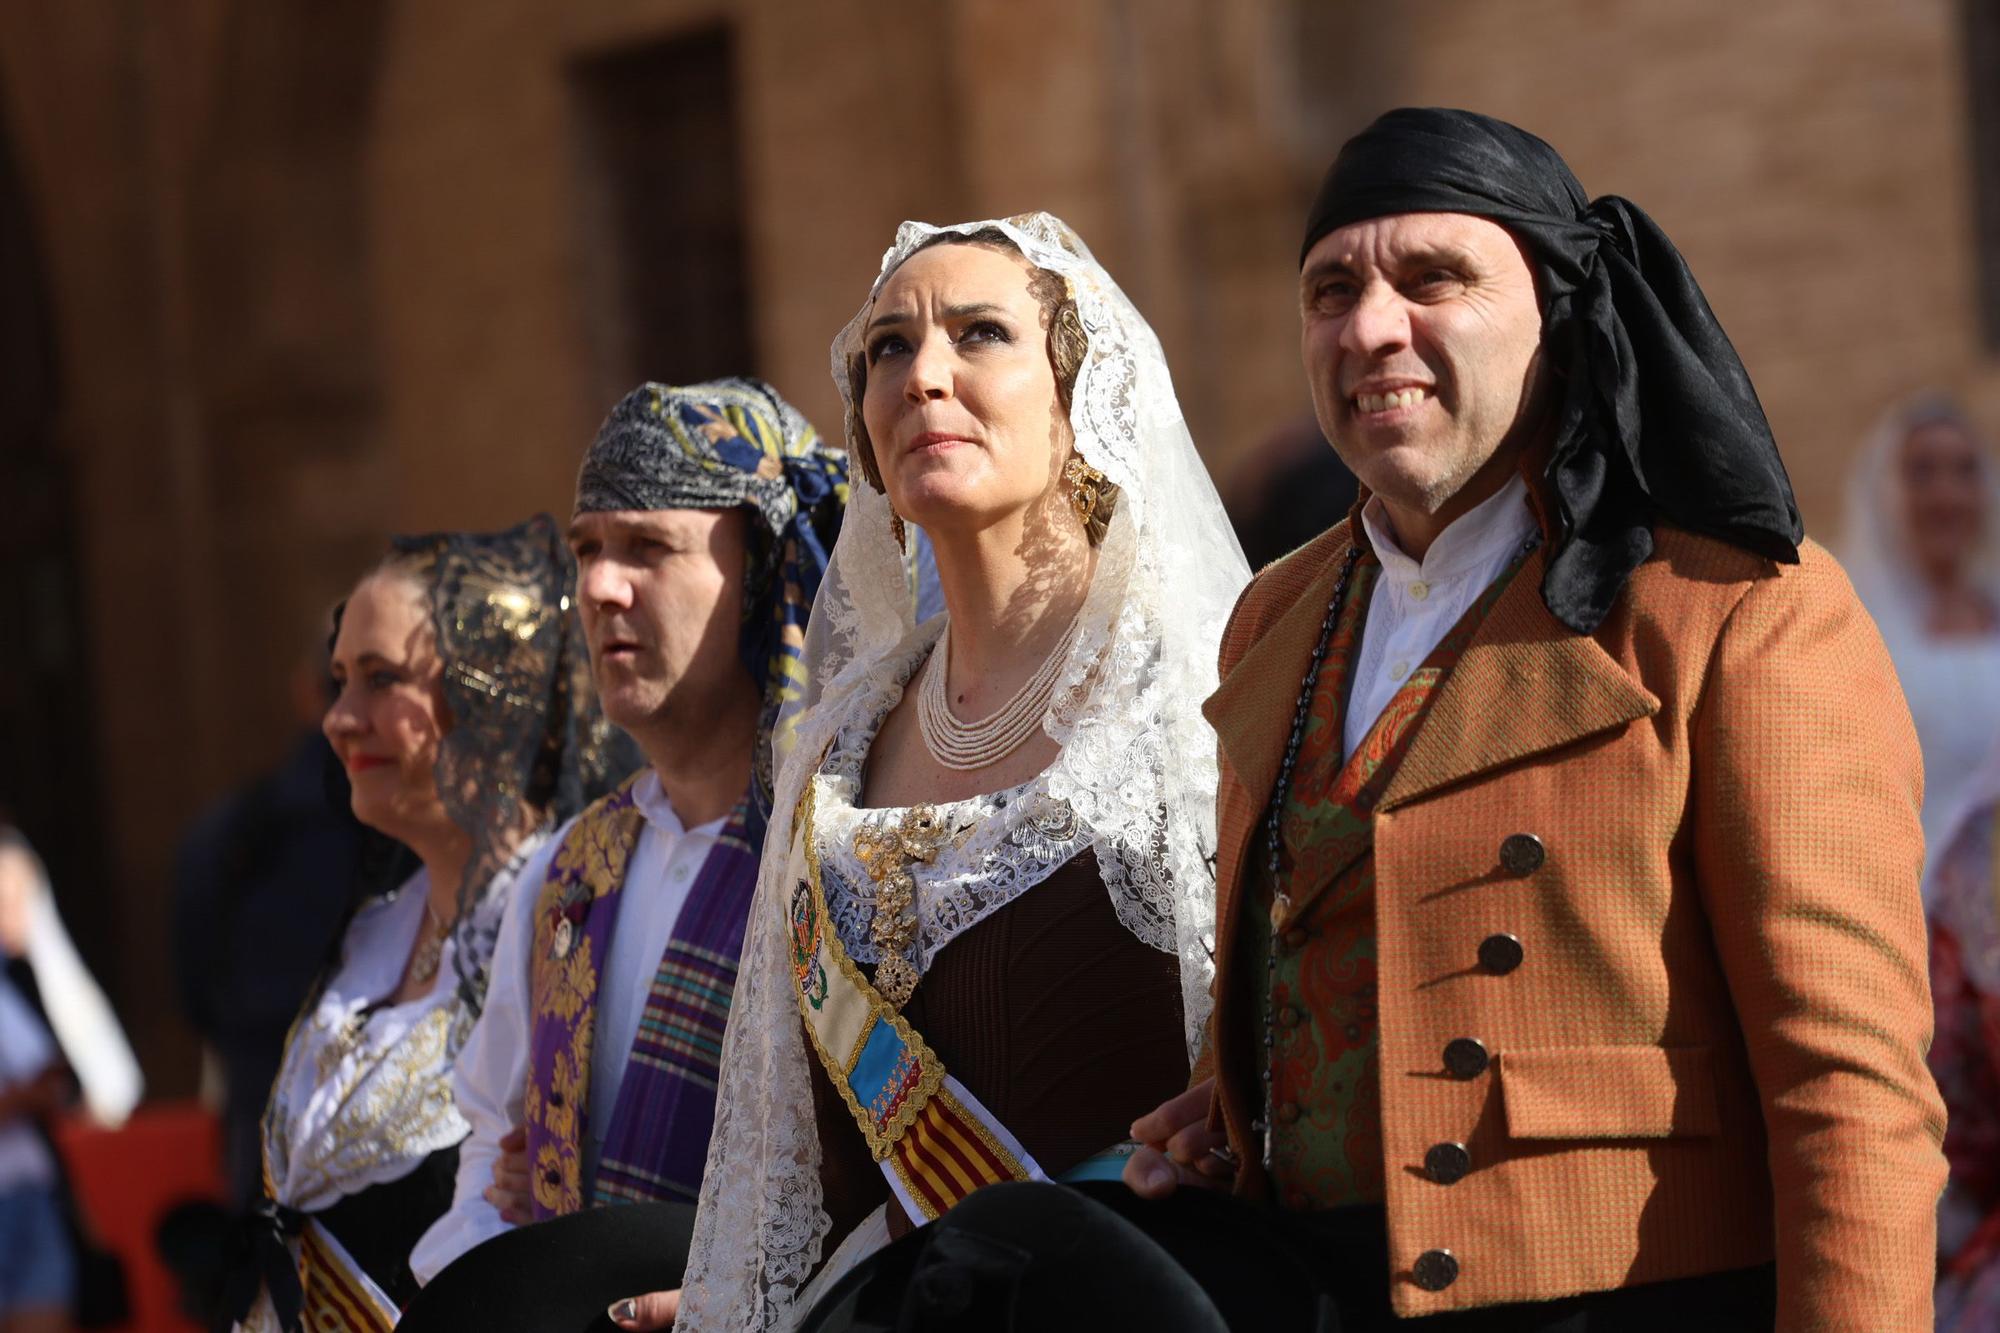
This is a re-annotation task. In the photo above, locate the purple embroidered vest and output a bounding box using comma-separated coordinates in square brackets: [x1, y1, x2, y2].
[524, 775, 761, 1216]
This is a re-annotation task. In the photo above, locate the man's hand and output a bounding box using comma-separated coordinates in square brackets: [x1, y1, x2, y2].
[608, 1290, 680, 1329]
[1123, 1079, 1236, 1200]
[483, 1124, 533, 1225]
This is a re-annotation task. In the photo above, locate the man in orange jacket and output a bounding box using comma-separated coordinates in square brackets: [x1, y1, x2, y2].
[841, 109, 1945, 1332]
[1111, 106, 1947, 1331]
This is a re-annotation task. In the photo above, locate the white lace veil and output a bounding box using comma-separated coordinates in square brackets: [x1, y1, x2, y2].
[678, 213, 1250, 1329]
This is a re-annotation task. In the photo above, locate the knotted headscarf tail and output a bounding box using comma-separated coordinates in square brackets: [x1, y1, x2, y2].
[1304, 107, 1802, 633]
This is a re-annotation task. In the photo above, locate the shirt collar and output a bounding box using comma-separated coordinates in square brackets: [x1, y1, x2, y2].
[632, 767, 730, 838]
[1361, 473, 1535, 587]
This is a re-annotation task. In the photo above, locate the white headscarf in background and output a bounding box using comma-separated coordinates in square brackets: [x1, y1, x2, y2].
[1842, 394, 2000, 875]
[0, 828, 143, 1126]
[1842, 393, 2000, 635]
[677, 213, 1251, 1329]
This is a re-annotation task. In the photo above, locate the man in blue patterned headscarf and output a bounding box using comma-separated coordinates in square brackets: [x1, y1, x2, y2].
[409, 379, 846, 1303]
[575, 377, 849, 811]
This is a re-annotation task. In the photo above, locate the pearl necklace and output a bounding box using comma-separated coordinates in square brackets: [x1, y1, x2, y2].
[916, 616, 1080, 771]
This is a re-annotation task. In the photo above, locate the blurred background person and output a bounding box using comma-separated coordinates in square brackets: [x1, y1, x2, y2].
[1221, 412, 1360, 571]
[0, 822, 143, 1333]
[222, 517, 626, 1332]
[0, 958, 72, 1333]
[0, 828, 142, 1134]
[171, 633, 368, 1210]
[1844, 394, 2000, 873]
[1926, 733, 2000, 1329]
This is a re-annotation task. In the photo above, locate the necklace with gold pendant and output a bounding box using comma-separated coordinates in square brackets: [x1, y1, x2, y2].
[409, 902, 449, 985]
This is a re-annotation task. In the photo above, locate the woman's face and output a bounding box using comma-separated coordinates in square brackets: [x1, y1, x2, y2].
[1898, 420, 1988, 580]
[859, 242, 1068, 537]
[322, 572, 454, 844]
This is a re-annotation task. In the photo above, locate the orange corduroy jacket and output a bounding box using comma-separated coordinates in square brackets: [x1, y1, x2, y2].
[1201, 516, 1947, 1328]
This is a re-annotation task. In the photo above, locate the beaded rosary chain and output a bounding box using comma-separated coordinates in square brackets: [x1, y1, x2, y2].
[1255, 544, 1360, 1170]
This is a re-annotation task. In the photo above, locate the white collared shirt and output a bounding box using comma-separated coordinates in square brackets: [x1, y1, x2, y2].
[410, 770, 725, 1284]
[1344, 474, 1537, 761]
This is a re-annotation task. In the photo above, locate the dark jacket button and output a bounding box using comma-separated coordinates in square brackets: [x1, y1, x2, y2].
[1278, 1005, 1305, 1028]
[1413, 1248, 1460, 1291]
[546, 1089, 564, 1107]
[1276, 1101, 1302, 1125]
[543, 1168, 561, 1186]
[1478, 933, 1524, 975]
[1499, 833, 1545, 875]
[1424, 1141, 1471, 1185]
[1442, 1037, 1489, 1080]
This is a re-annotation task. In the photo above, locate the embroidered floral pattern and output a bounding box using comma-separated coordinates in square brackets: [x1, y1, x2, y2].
[789, 880, 830, 1011]
[525, 775, 646, 1220]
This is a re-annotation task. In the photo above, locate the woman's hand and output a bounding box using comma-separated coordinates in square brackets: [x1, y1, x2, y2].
[483, 1124, 533, 1224]
[608, 1290, 680, 1329]
[1123, 1079, 1236, 1199]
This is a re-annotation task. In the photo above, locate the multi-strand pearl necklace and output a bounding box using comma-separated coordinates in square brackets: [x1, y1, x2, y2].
[916, 616, 1080, 771]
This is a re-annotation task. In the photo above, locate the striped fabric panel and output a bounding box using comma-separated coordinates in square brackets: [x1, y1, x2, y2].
[625, 941, 739, 1089]
[889, 1092, 1025, 1221]
[298, 1224, 396, 1332]
[589, 794, 762, 1208]
[591, 1159, 700, 1205]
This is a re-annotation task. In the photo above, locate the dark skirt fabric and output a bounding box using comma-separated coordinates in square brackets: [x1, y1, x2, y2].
[812, 850, 1190, 1247]
[397, 1201, 694, 1333]
[802, 1180, 1779, 1332]
[312, 1144, 459, 1307]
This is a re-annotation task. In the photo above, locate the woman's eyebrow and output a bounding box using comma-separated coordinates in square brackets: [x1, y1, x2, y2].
[865, 308, 913, 337]
[865, 301, 1009, 337]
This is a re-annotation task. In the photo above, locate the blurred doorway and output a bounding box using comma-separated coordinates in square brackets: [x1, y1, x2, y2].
[0, 91, 111, 950]
[569, 22, 756, 402]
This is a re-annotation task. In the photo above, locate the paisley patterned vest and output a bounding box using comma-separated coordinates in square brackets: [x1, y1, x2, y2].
[1243, 551, 1529, 1209]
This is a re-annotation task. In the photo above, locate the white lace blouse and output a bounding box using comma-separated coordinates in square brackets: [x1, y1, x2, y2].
[811, 623, 1098, 976]
[260, 838, 543, 1214]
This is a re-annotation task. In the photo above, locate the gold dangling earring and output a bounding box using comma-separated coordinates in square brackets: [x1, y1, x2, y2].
[1064, 455, 1106, 528]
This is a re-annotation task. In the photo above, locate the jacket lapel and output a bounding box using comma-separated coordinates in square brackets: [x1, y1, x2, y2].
[1378, 547, 1659, 811]
[1203, 533, 1356, 820]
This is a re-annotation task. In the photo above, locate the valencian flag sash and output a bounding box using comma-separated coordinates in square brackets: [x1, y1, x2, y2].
[295, 1218, 399, 1332]
[787, 781, 1069, 1223]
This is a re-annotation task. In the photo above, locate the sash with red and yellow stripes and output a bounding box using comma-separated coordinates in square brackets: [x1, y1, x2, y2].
[294, 1220, 399, 1332]
[787, 780, 1051, 1223]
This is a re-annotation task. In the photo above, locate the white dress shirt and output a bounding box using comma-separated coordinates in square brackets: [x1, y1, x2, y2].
[409, 770, 724, 1284]
[1345, 474, 1538, 760]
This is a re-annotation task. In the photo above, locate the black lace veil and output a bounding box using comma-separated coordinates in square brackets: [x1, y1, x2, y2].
[368, 514, 637, 1036]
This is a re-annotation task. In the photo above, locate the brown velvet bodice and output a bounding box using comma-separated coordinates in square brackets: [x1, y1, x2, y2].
[811, 849, 1187, 1243]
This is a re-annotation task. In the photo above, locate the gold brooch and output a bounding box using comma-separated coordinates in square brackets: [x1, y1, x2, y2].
[853, 806, 946, 1010]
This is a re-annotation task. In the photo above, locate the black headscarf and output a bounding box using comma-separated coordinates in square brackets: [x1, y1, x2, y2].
[1303, 107, 1801, 632]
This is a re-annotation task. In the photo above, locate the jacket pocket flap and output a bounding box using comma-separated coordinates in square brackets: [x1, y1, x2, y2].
[1499, 1045, 1718, 1140]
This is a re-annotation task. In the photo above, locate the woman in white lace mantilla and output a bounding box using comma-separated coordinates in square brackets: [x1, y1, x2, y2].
[676, 214, 1249, 1329]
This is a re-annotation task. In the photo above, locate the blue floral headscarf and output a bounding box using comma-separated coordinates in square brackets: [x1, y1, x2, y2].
[575, 377, 849, 813]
